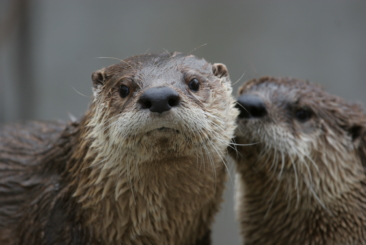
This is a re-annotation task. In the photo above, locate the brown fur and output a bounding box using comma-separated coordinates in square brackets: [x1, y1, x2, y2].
[230, 77, 366, 245]
[0, 52, 238, 245]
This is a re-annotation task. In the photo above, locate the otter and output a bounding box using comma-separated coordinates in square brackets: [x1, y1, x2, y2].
[0, 52, 238, 245]
[230, 77, 366, 245]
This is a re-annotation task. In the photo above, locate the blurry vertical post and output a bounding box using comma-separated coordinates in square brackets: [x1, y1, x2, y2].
[0, 0, 35, 121]
[16, 0, 35, 120]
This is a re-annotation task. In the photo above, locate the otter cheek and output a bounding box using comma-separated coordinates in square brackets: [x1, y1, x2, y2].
[297, 120, 317, 135]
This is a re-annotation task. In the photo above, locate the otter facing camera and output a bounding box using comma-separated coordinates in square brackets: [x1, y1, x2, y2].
[0, 52, 237, 245]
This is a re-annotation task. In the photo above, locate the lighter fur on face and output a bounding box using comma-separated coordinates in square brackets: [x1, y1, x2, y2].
[69, 54, 238, 245]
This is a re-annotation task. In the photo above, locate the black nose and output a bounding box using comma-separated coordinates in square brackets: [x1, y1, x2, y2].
[138, 87, 180, 113]
[236, 94, 267, 119]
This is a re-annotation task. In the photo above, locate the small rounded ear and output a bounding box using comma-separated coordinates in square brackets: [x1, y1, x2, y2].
[91, 68, 107, 89]
[91, 68, 108, 96]
[212, 63, 229, 78]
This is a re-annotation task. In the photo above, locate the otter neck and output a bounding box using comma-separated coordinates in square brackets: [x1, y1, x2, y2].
[237, 170, 366, 245]
[66, 116, 226, 245]
[235, 142, 366, 244]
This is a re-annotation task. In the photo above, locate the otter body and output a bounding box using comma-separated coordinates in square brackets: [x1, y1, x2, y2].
[0, 53, 238, 245]
[231, 77, 366, 245]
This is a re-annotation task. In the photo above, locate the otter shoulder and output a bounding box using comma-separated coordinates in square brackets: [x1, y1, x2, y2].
[0, 120, 77, 168]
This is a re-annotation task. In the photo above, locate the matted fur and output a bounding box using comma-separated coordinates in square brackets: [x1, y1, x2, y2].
[230, 77, 366, 245]
[0, 53, 238, 245]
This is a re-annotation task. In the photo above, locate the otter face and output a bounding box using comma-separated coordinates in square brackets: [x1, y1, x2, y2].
[87, 53, 238, 163]
[235, 78, 325, 156]
[234, 77, 366, 198]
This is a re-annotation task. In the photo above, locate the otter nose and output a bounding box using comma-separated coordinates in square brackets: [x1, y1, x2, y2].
[236, 94, 267, 119]
[138, 87, 180, 113]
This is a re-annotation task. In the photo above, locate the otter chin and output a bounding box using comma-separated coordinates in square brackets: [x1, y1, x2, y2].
[0, 52, 238, 245]
[230, 77, 366, 245]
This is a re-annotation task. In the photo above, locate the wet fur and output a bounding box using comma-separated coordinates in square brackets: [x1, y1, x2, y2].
[0, 53, 238, 245]
[230, 77, 366, 245]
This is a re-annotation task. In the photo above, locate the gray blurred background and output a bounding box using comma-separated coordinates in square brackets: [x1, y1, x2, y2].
[1, 1, 366, 244]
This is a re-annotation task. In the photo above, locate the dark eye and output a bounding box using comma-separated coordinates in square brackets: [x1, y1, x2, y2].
[119, 85, 130, 98]
[188, 78, 200, 92]
[295, 108, 312, 122]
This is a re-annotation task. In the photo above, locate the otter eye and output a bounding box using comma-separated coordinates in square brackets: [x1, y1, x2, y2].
[188, 78, 200, 92]
[119, 85, 130, 98]
[295, 108, 312, 122]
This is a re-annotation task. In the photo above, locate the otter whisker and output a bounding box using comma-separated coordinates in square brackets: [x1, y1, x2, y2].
[257, 143, 268, 160]
[256, 145, 271, 172]
[231, 142, 261, 146]
[304, 153, 320, 174]
[126, 159, 137, 206]
[236, 123, 245, 136]
[290, 153, 300, 208]
[190, 129, 204, 172]
[202, 141, 217, 191]
[99, 117, 121, 133]
[227, 140, 240, 156]
[232, 72, 246, 86]
[268, 148, 278, 172]
[71, 86, 92, 98]
[96, 56, 123, 62]
[264, 174, 282, 219]
[192, 129, 205, 172]
[187, 43, 207, 55]
[204, 112, 227, 127]
[303, 178, 332, 215]
[277, 151, 285, 180]
[302, 156, 314, 188]
[162, 48, 170, 55]
[235, 102, 250, 114]
[209, 140, 233, 185]
[195, 129, 210, 175]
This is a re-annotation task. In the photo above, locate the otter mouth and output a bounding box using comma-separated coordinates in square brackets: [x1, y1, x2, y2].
[151, 127, 180, 133]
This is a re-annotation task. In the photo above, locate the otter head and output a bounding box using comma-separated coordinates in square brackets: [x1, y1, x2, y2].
[233, 77, 366, 207]
[85, 52, 237, 172]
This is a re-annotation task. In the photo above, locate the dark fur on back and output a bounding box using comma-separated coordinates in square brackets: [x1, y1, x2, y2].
[0, 121, 87, 244]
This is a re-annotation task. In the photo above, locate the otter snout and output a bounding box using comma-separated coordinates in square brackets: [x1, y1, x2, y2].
[138, 87, 180, 113]
[236, 94, 267, 119]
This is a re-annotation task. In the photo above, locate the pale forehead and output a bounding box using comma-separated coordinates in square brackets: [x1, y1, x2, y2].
[138, 55, 210, 73]
[134, 55, 212, 87]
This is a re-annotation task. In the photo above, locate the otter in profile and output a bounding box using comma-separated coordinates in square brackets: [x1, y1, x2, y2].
[0, 52, 238, 245]
[230, 77, 366, 245]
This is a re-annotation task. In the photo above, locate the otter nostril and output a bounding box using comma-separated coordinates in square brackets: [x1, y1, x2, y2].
[168, 97, 179, 107]
[250, 106, 267, 118]
[236, 103, 250, 118]
[237, 94, 267, 119]
[140, 99, 152, 109]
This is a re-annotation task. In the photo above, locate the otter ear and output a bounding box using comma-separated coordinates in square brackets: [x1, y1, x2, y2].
[91, 68, 107, 96]
[212, 63, 229, 78]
